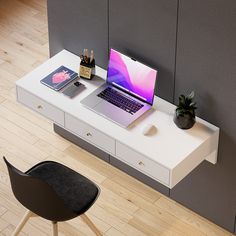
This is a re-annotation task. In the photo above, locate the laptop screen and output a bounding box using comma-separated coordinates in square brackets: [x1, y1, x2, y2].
[107, 49, 157, 105]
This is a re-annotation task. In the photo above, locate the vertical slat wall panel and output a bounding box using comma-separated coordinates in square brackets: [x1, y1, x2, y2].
[109, 0, 178, 102]
[171, 0, 236, 232]
[47, 0, 108, 68]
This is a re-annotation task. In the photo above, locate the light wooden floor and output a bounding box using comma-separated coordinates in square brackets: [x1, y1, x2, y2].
[0, 0, 233, 235]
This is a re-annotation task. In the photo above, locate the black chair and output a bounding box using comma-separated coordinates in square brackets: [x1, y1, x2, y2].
[3, 157, 101, 236]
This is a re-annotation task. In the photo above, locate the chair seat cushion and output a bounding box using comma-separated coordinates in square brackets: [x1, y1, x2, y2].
[26, 161, 99, 215]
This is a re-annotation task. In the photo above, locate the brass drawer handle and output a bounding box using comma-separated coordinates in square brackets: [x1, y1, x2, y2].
[138, 161, 145, 166]
[37, 105, 43, 109]
[86, 132, 92, 137]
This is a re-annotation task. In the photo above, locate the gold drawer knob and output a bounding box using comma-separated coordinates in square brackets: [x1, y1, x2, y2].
[138, 161, 145, 166]
[86, 132, 92, 137]
[37, 105, 43, 109]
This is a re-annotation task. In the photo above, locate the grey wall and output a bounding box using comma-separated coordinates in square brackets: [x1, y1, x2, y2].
[109, 0, 178, 102]
[47, 0, 236, 233]
[47, 0, 108, 67]
[171, 0, 236, 231]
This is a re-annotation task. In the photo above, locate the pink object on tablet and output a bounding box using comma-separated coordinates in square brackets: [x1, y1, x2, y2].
[52, 71, 70, 84]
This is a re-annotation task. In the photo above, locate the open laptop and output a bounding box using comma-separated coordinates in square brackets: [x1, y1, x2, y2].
[80, 48, 157, 128]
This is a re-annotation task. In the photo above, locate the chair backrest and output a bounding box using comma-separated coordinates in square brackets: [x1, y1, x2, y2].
[3, 157, 76, 221]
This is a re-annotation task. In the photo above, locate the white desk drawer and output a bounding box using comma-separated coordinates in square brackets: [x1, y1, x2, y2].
[17, 87, 64, 126]
[116, 142, 170, 185]
[65, 113, 115, 155]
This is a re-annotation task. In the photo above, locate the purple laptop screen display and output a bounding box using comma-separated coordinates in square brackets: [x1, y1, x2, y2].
[107, 49, 157, 104]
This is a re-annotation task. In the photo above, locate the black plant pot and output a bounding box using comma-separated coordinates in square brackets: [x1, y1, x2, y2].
[173, 112, 196, 129]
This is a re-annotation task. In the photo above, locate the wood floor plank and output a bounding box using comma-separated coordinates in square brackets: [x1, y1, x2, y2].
[0, 24, 12, 38]
[0, 179, 25, 206]
[1, 99, 54, 133]
[0, 68, 18, 83]
[28, 217, 52, 235]
[0, 95, 5, 104]
[0, 142, 45, 168]
[0, 218, 9, 231]
[0, 116, 38, 145]
[18, 0, 47, 14]
[0, 61, 27, 78]
[0, 87, 16, 102]
[88, 204, 146, 236]
[1, 224, 28, 236]
[0, 74, 14, 90]
[0, 106, 70, 151]
[98, 186, 139, 217]
[57, 221, 85, 236]
[9, 31, 49, 57]
[105, 227, 125, 236]
[0, 205, 7, 217]
[0, 0, 39, 17]
[1, 210, 48, 236]
[102, 178, 162, 207]
[130, 209, 187, 236]
[34, 139, 70, 158]
[0, 13, 47, 46]
[0, 174, 25, 212]
[69, 213, 111, 235]
[110, 172, 161, 203]
[155, 197, 232, 236]
[103, 180, 205, 236]
[0, 125, 48, 160]
[0, 34, 45, 65]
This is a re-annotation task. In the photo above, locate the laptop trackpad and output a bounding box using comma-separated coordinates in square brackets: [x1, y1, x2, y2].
[95, 101, 131, 125]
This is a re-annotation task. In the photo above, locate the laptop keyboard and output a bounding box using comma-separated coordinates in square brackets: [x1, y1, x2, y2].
[97, 87, 144, 115]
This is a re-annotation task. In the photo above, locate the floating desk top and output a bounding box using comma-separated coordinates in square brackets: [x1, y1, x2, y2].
[16, 50, 219, 188]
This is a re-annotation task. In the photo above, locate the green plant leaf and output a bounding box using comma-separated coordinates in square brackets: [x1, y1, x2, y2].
[187, 91, 194, 100]
[190, 102, 196, 107]
[177, 91, 197, 114]
[179, 95, 185, 106]
[185, 98, 191, 107]
[176, 109, 184, 116]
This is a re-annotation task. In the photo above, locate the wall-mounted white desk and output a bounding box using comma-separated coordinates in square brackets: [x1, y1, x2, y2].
[16, 50, 219, 190]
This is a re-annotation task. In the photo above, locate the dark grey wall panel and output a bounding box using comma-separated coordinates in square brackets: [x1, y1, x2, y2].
[47, 0, 108, 68]
[109, 0, 178, 102]
[172, 0, 236, 232]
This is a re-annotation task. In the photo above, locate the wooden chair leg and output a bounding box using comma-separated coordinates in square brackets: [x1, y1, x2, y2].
[12, 210, 32, 236]
[80, 214, 102, 236]
[52, 221, 58, 236]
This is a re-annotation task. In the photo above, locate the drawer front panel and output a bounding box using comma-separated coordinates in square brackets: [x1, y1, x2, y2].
[65, 113, 115, 155]
[116, 142, 170, 186]
[17, 87, 64, 125]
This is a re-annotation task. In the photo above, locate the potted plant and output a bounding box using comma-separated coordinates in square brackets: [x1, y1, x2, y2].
[174, 91, 197, 129]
